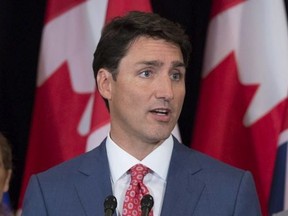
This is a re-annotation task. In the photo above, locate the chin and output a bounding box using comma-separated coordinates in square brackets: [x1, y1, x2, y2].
[143, 124, 174, 141]
[145, 132, 171, 144]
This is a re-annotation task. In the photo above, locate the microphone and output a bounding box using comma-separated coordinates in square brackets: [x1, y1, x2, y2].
[141, 194, 154, 216]
[104, 195, 117, 216]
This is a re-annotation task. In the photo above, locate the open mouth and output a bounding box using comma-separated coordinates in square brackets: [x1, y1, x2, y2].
[150, 108, 170, 116]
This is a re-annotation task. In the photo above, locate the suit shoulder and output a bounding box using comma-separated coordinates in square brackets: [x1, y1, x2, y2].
[175, 142, 247, 177]
[172, 144, 261, 215]
[36, 145, 104, 181]
[193, 149, 244, 173]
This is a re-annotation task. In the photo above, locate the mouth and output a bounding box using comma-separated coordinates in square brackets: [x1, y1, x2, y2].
[150, 108, 171, 117]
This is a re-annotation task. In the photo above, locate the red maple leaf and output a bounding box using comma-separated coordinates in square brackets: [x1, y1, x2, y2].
[192, 52, 285, 215]
[19, 62, 92, 206]
[29, 61, 92, 170]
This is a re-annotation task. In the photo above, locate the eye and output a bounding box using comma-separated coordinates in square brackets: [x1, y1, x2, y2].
[170, 72, 182, 81]
[139, 70, 153, 78]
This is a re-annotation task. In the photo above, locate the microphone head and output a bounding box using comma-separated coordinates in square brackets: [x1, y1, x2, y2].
[104, 195, 117, 213]
[141, 194, 154, 211]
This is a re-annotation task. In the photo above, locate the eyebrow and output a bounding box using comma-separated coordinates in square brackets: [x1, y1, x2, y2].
[136, 60, 185, 68]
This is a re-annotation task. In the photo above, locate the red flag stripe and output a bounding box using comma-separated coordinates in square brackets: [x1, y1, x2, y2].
[210, 0, 245, 19]
[45, 0, 86, 23]
[105, 0, 152, 22]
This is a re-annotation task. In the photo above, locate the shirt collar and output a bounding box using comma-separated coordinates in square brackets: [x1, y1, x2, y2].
[106, 134, 174, 183]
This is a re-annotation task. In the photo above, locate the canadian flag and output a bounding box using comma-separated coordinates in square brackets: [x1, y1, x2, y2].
[191, 0, 288, 215]
[18, 0, 152, 209]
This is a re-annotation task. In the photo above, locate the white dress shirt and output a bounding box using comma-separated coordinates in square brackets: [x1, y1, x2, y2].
[106, 134, 173, 216]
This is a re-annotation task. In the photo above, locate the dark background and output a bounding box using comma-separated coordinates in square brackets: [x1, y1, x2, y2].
[1, 0, 287, 210]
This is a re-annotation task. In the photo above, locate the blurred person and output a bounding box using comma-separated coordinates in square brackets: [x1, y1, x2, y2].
[0, 133, 13, 216]
[22, 11, 261, 215]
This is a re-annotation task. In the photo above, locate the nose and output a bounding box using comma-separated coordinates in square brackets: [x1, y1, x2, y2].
[155, 76, 174, 101]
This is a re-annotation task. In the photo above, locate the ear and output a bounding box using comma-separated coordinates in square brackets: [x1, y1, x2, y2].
[96, 68, 113, 100]
[3, 169, 11, 192]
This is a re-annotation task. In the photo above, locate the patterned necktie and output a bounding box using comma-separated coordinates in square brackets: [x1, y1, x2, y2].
[122, 164, 153, 216]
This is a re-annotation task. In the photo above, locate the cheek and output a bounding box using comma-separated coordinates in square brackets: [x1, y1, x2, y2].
[174, 87, 185, 105]
[122, 92, 144, 110]
[117, 82, 145, 103]
[111, 84, 142, 114]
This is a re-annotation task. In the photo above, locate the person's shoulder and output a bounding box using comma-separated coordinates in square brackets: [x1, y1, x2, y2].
[36, 144, 104, 181]
[176, 143, 252, 187]
[191, 149, 244, 174]
[174, 139, 246, 176]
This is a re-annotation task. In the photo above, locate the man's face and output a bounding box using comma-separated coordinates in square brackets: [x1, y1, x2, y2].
[103, 36, 186, 145]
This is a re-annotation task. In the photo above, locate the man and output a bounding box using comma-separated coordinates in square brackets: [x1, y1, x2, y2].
[22, 11, 261, 215]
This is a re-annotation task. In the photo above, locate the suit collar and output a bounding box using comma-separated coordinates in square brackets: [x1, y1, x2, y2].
[161, 138, 205, 216]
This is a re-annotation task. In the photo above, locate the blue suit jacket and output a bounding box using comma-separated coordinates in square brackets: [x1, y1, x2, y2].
[22, 138, 262, 215]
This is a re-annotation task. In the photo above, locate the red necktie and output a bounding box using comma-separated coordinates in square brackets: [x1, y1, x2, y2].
[122, 164, 153, 216]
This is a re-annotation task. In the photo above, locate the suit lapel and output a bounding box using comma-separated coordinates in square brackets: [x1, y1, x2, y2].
[161, 139, 205, 216]
[74, 140, 115, 216]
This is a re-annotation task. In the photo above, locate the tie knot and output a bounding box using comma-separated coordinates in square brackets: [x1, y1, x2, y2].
[123, 164, 153, 216]
[130, 164, 149, 182]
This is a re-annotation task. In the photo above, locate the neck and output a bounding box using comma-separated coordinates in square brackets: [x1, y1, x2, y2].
[109, 132, 164, 161]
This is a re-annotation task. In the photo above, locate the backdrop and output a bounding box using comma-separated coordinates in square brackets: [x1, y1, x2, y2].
[1, 0, 287, 214]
